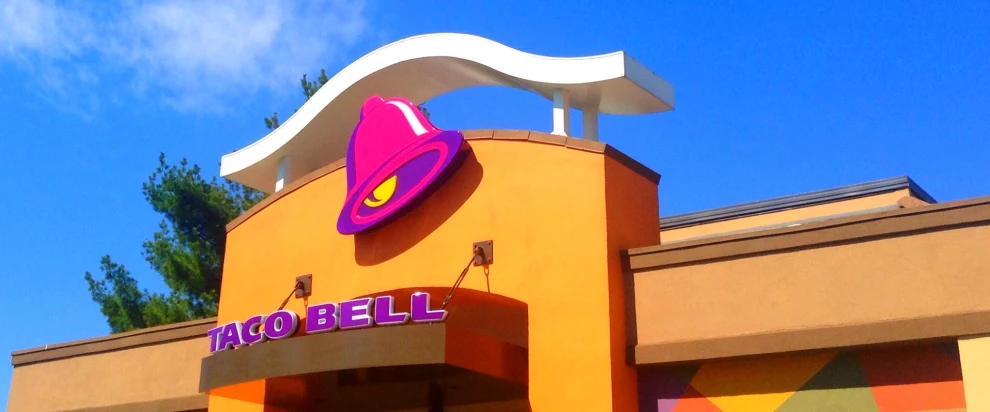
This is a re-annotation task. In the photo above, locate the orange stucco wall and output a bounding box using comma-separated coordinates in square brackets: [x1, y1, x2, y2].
[210, 139, 660, 411]
[604, 156, 661, 411]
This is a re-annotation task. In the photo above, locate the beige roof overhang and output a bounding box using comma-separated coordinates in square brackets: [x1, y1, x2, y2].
[219, 33, 675, 192]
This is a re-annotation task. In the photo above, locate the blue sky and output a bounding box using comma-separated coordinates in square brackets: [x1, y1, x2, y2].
[1, 0, 988, 405]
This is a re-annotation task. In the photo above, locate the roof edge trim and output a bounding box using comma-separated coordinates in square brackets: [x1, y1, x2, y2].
[660, 176, 936, 230]
[630, 194, 990, 271]
[11, 317, 216, 366]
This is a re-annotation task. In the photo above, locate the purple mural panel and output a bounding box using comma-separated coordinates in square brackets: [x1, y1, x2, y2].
[637, 367, 692, 412]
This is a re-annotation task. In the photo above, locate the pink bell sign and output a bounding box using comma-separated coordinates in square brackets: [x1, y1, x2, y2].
[336, 96, 470, 234]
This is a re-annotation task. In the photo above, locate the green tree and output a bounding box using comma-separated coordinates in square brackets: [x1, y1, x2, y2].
[84, 156, 266, 332]
[86, 69, 430, 333]
[302, 68, 330, 99]
[264, 69, 329, 131]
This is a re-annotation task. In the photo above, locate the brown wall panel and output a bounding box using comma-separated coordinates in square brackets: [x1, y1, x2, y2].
[7, 337, 210, 412]
[629, 198, 990, 364]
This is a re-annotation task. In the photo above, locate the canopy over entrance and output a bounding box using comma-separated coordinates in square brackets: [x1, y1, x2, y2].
[200, 288, 529, 410]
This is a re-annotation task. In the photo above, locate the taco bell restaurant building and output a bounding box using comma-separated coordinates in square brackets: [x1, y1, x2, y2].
[8, 34, 990, 412]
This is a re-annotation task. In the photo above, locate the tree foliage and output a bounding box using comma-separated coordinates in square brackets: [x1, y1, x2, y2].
[84, 156, 265, 332]
[263, 68, 329, 131]
[302, 69, 330, 100]
[86, 68, 430, 333]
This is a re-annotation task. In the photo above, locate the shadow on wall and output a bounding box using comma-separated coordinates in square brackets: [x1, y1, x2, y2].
[637, 342, 966, 412]
[354, 150, 484, 266]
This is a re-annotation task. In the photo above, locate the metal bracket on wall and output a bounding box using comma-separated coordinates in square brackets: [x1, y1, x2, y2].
[473, 240, 493, 266]
[295, 274, 312, 298]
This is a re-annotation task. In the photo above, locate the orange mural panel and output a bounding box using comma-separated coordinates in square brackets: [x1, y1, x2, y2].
[671, 386, 722, 412]
[859, 344, 966, 411]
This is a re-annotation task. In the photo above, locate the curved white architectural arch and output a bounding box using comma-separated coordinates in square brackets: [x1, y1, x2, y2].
[221, 33, 675, 192]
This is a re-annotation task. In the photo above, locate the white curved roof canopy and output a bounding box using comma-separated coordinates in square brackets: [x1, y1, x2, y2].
[221, 33, 675, 192]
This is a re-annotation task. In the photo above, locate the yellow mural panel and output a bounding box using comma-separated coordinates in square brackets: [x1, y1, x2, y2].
[959, 334, 990, 411]
[689, 352, 837, 412]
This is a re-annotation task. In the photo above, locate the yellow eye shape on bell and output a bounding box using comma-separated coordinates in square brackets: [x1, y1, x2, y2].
[363, 175, 397, 207]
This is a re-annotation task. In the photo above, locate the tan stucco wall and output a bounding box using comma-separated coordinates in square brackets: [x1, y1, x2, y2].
[959, 334, 990, 411]
[7, 336, 209, 412]
[660, 189, 910, 242]
[633, 221, 990, 363]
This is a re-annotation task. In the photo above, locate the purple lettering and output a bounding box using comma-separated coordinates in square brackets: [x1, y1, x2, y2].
[339, 298, 373, 329]
[306, 303, 339, 333]
[207, 325, 224, 353]
[411, 292, 447, 323]
[264, 310, 299, 340]
[374, 295, 410, 325]
[217, 322, 243, 351]
[241, 315, 267, 345]
[206, 292, 451, 348]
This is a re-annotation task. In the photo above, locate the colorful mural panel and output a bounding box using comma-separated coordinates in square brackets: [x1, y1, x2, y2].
[639, 343, 967, 412]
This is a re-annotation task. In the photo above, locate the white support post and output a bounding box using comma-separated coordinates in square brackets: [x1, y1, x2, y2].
[552, 89, 570, 136]
[583, 107, 599, 141]
[275, 156, 290, 192]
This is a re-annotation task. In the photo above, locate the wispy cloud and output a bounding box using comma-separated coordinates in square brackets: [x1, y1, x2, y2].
[0, 0, 91, 58]
[0, 0, 369, 113]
